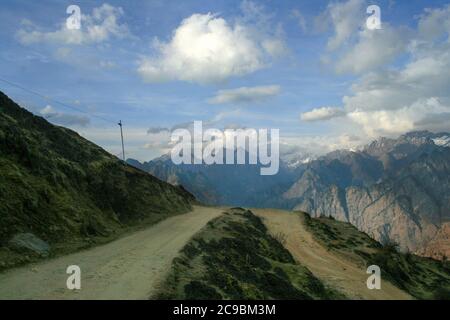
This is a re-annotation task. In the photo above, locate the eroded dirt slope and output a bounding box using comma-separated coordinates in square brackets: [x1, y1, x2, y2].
[253, 209, 412, 300]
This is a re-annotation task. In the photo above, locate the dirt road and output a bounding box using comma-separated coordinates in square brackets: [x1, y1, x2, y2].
[0, 206, 223, 300]
[253, 209, 412, 300]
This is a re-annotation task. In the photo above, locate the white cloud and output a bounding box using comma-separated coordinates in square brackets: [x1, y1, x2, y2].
[261, 38, 288, 57]
[209, 109, 244, 123]
[306, 3, 450, 138]
[208, 85, 280, 104]
[300, 106, 346, 122]
[347, 98, 450, 137]
[138, 9, 285, 84]
[319, 0, 412, 74]
[282, 134, 363, 156]
[342, 50, 450, 137]
[40, 105, 90, 127]
[335, 25, 411, 74]
[16, 4, 130, 45]
[144, 129, 172, 150]
[324, 0, 365, 51]
[417, 5, 450, 41]
[342, 43, 450, 137]
[343, 45, 450, 112]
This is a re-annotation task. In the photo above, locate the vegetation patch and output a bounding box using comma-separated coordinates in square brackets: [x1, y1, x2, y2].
[155, 208, 346, 300]
[302, 212, 450, 300]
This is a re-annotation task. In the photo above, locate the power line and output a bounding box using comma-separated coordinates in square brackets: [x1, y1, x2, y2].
[0, 76, 116, 124]
[0, 76, 128, 160]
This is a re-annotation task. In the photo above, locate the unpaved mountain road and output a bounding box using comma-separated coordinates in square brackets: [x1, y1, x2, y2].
[253, 209, 412, 300]
[0, 206, 223, 300]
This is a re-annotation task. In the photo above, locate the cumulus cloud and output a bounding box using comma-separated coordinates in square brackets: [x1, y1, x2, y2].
[342, 42, 450, 136]
[318, 0, 412, 74]
[137, 6, 286, 84]
[307, 3, 450, 138]
[323, 0, 365, 51]
[417, 5, 450, 41]
[208, 85, 280, 104]
[16, 4, 130, 45]
[342, 43, 450, 112]
[40, 105, 90, 127]
[347, 98, 450, 137]
[335, 25, 411, 74]
[343, 64, 450, 136]
[300, 106, 346, 122]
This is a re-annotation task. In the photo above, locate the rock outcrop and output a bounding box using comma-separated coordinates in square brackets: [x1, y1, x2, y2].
[284, 131, 450, 259]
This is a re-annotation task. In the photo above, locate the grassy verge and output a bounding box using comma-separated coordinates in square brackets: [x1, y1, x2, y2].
[0, 208, 190, 273]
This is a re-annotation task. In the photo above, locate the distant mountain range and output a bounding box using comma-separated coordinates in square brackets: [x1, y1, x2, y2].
[129, 131, 450, 260]
[284, 131, 450, 260]
[127, 150, 299, 207]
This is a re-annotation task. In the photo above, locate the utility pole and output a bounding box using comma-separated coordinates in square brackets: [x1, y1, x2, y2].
[118, 120, 125, 162]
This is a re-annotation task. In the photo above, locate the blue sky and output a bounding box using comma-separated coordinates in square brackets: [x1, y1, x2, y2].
[1, 0, 449, 160]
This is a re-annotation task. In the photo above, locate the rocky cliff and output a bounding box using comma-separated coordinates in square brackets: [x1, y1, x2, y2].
[284, 131, 450, 260]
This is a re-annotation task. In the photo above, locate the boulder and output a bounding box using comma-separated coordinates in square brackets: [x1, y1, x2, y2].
[9, 233, 50, 257]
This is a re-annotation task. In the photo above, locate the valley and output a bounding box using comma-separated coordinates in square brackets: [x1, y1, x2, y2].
[1, 90, 449, 300]
[1, 204, 448, 300]
[2, 0, 450, 305]
[132, 131, 450, 260]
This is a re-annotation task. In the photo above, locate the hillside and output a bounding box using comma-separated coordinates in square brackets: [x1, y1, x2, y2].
[158, 208, 450, 300]
[300, 212, 450, 299]
[0, 91, 194, 270]
[154, 207, 345, 300]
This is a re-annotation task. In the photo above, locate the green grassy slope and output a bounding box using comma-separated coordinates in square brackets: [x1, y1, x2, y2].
[155, 208, 345, 300]
[302, 213, 450, 299]
[0, 91, 194, 270]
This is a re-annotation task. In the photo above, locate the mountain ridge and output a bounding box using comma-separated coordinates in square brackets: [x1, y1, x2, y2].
[286, 131, 450, 259]
[133, 130, 450, 260]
